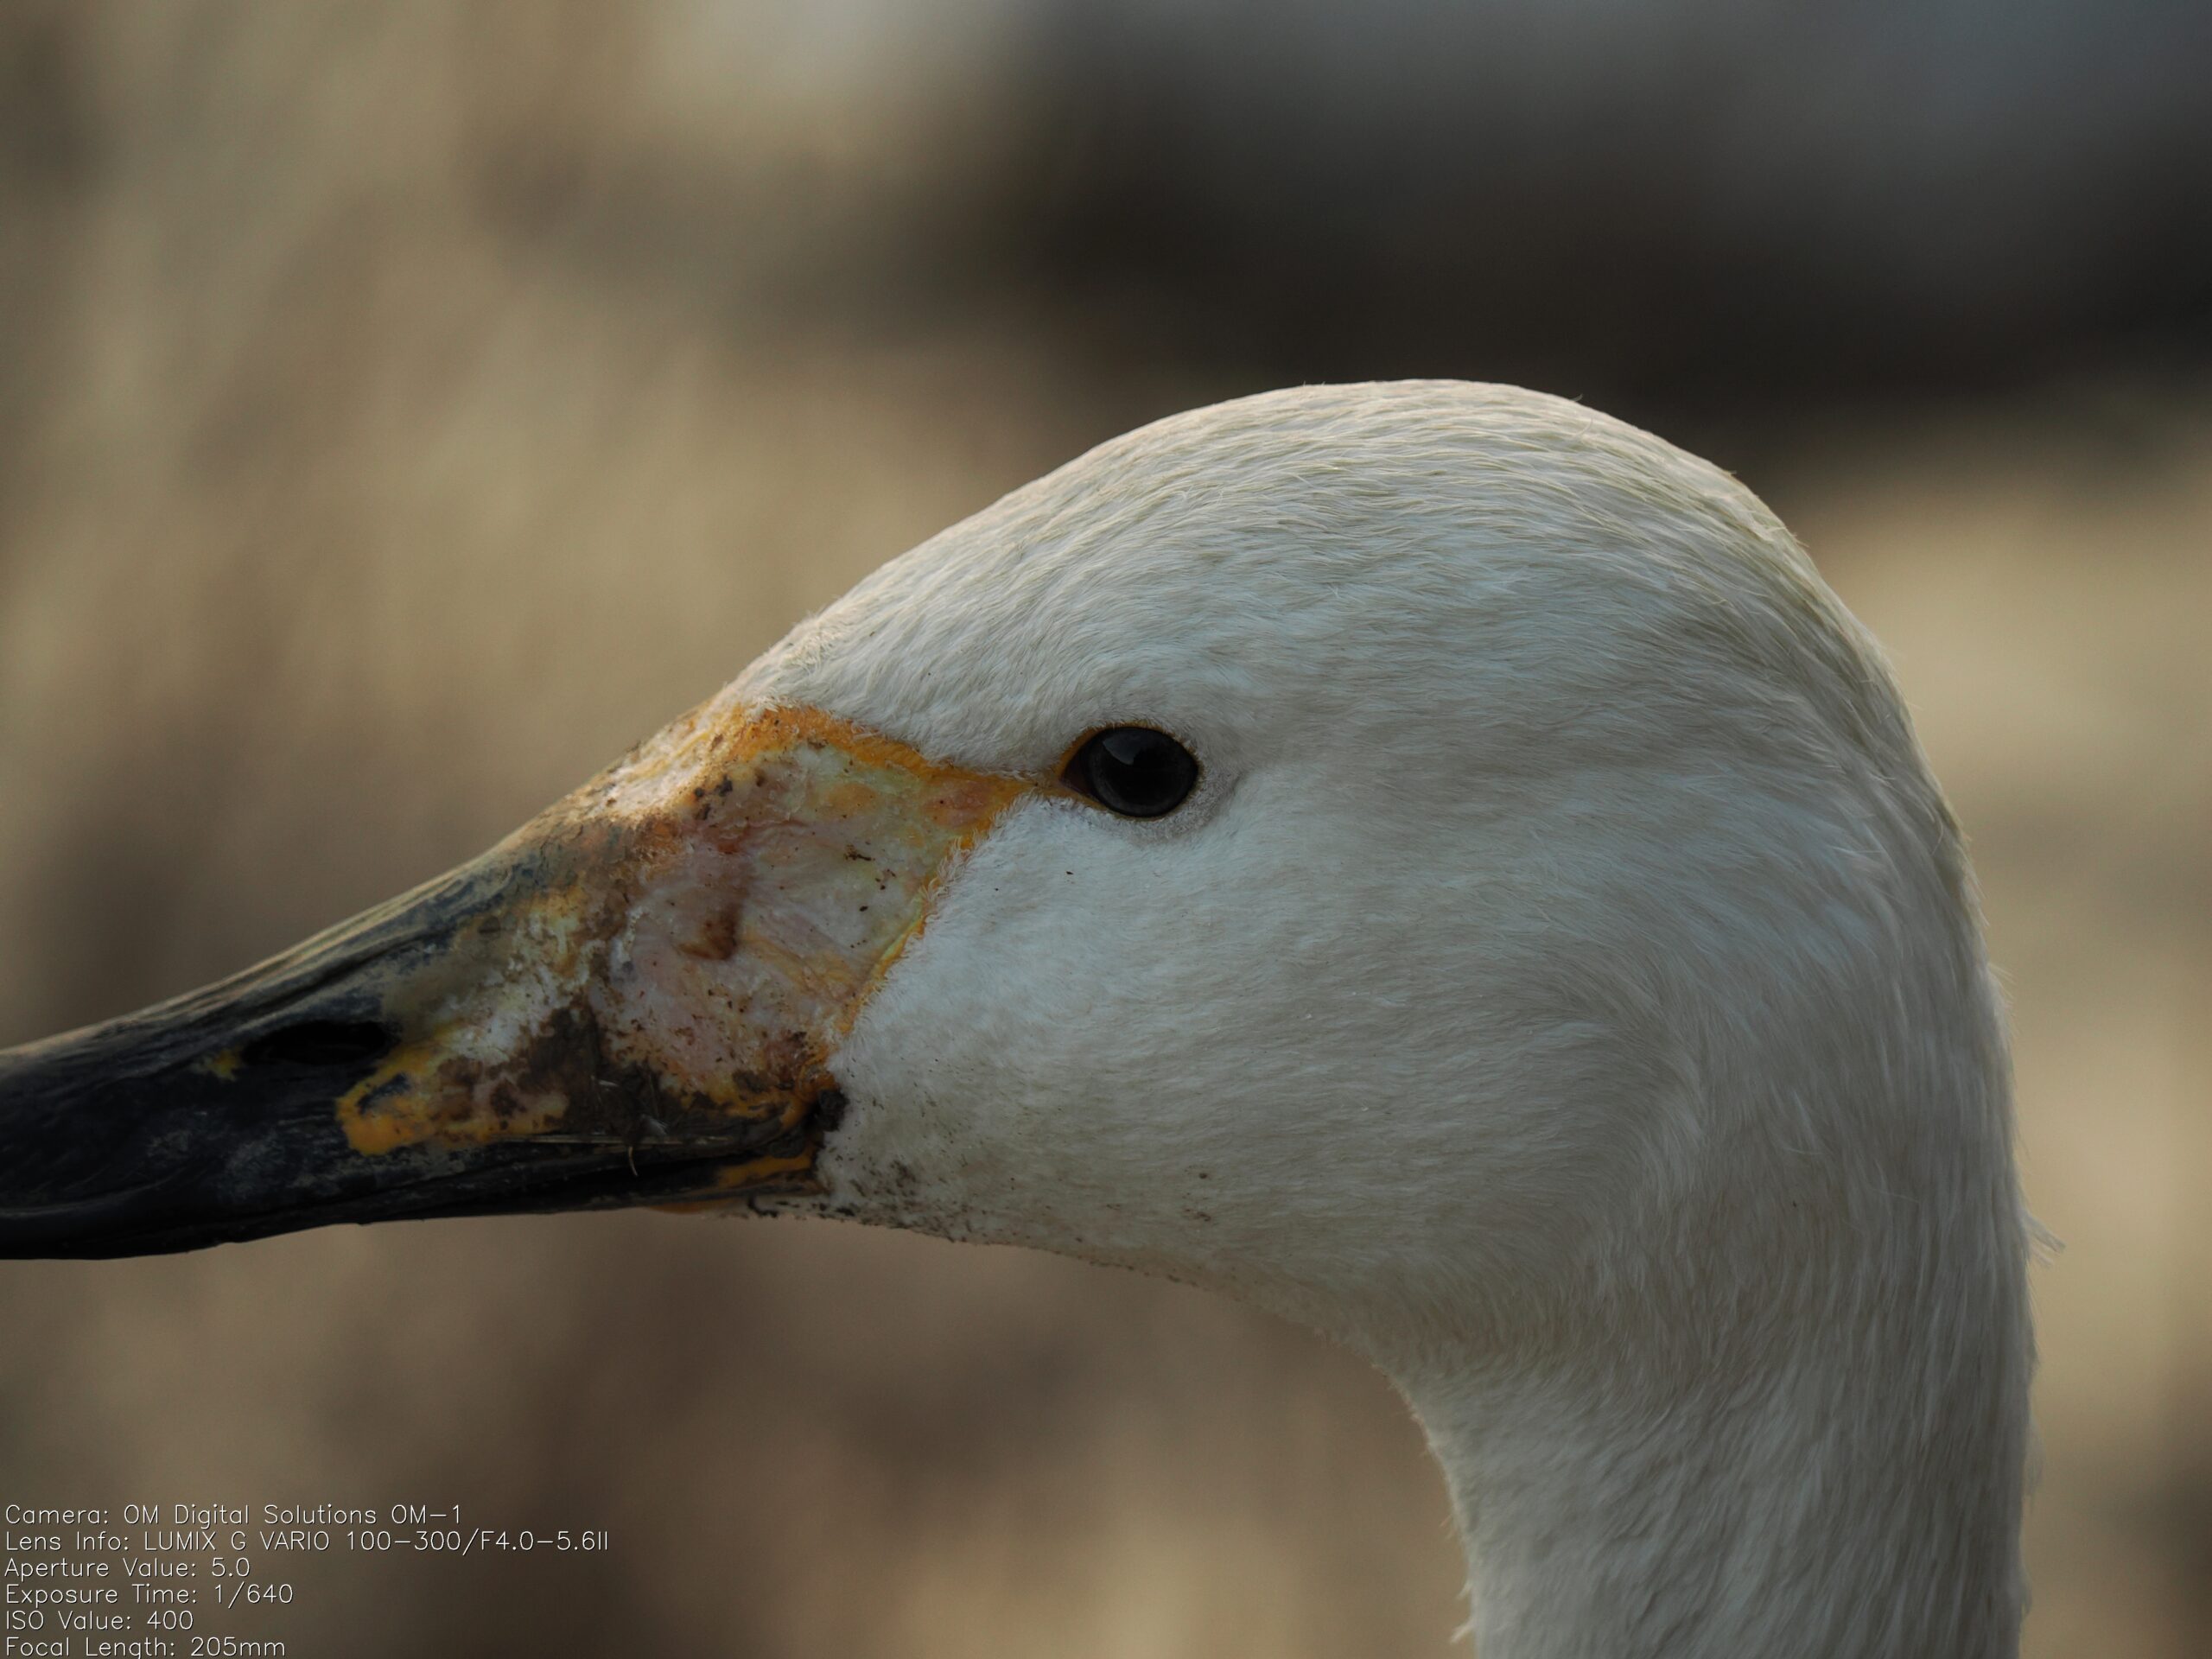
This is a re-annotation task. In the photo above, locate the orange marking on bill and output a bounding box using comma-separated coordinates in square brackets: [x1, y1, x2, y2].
[331, 703, 1029, 1171]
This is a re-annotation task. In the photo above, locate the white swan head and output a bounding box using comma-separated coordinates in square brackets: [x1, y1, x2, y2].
[0, 381, 2031, 1656]
[759, 384, 2017, 1361]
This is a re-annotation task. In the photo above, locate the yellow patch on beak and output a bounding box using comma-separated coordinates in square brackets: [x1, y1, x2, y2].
[333, 704, 1026, 1196]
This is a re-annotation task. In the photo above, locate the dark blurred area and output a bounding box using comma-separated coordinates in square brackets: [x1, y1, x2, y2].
[1007, 0, 2212, 422]
[1, 3, 2207, 1656]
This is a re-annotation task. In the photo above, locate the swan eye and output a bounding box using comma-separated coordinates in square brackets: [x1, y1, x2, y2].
[1063, 727, 1200, 819]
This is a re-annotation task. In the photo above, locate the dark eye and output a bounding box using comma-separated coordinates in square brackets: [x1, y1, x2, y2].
[1063, 727, 1201, 819]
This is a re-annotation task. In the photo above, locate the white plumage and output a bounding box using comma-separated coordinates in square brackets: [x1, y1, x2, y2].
[745, 381, 2032, 1658]
[0, 378, 2032, 1658]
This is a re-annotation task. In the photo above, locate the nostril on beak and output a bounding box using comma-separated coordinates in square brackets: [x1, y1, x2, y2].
[238, 1020, 395, 1069]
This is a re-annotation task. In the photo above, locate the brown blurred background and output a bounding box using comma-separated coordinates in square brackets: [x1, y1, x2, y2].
[2, 4, 2208, 1655]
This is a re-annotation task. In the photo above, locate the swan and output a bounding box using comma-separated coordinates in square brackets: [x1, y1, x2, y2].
[0, 381, 2031, 1659]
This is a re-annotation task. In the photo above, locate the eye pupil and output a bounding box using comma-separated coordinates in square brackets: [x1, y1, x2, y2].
[1067, 727, 1200, 819]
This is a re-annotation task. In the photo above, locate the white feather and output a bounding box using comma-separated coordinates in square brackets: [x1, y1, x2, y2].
[743, 381, 2031, 1659]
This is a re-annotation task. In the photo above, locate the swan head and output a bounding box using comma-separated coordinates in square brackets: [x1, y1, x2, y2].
[0, 381, 2018, 1351]
[0, 380, 2031, 1650]
[765, 383, 2018, 1371]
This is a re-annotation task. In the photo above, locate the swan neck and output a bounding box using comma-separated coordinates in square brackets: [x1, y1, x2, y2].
[1402, 1341, 2025, 1659]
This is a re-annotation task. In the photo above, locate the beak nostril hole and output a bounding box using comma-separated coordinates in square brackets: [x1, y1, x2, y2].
[238, 1020, 395, 1069]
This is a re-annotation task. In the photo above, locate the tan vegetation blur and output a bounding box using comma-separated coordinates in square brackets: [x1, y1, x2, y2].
[2, 7, 2208, 1656]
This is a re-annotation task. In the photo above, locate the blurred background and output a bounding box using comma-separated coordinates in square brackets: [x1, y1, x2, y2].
[1, 3, 2207, 1654]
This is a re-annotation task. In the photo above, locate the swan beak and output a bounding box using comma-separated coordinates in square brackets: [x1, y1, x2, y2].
[0, 705, 1024, 1258]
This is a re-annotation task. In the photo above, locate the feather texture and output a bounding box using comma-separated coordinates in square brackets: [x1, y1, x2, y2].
[742, 381, 2029, 1658]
